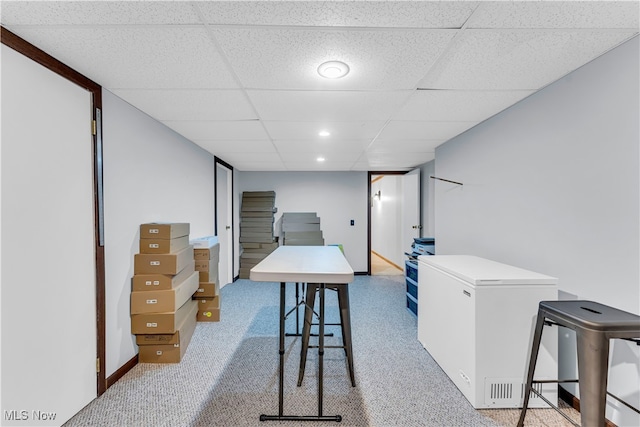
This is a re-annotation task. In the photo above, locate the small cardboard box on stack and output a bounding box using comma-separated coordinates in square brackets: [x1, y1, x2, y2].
[190, 236, 221, 322]
[131, 223, 198, 363]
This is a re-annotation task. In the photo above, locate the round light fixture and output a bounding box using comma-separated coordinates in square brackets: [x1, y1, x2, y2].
[318, 130, 331, 137]
[317, 61, 350, 79]
[317, 157, 326, 162]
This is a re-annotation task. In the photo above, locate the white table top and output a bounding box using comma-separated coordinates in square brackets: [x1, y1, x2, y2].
[250, 245, 354, 284]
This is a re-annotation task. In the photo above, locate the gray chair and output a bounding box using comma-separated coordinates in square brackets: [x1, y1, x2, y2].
[518, 300, 640, 427]
[297, 283, 356, 387]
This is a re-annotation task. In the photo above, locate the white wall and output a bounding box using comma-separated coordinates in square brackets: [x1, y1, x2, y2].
[236, 171, 368, 272]
[419, 161, 436, 239]
[102, 90, 217, 377]
[433, 36, 639, 425]
[371, 175, 403, 267]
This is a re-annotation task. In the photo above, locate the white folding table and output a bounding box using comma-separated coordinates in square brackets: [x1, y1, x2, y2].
[250, 245, 354, 422]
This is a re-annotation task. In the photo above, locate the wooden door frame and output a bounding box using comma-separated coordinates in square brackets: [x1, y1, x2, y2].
[2, 27, 107, 396]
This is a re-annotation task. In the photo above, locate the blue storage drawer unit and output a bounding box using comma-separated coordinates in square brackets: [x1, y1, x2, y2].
[405, 260, 418, 316]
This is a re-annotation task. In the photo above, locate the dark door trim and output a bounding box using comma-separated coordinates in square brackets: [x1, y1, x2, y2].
[367, 170, 410, 276]
[214, 156, 236, 281]
[1, 26, 107, 396]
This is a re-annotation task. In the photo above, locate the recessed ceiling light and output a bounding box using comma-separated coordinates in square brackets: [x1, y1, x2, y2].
[318, 130, 330, 137]
[317, 157, 325, 162]
[317, 61, 350, 79]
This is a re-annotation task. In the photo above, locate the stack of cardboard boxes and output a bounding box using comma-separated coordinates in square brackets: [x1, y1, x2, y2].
[239, 191, 278, 278]
[130, 223, 198, 363]
[191, 236, 221, 322]
[279, 212, 325, 246]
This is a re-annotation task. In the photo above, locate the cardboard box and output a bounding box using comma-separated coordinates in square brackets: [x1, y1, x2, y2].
[140, 222, 190, 240]
[134, 245, 194, 275]
[130, 271, 199, 314]
[196, 297, 220, 322]
[198, 269, 219, 283]
[193, 245, 220, 261]
[242, 190, 275, 198]
[139, 235, 189, 254]
[132, 261, 195, 292]
[140, 223, 189, 240]
[135, 300, 198, 346]
[193, 282, 219, 298]
[131, 299, 197, 334]
[195, 259, 219, 273]
[190, 236, 218, 249]
[138, 302, 197, 363]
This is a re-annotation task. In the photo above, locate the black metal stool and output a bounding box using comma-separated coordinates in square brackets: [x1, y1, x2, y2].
[297, 283, 356, 387]
[518, 300, 640, 427]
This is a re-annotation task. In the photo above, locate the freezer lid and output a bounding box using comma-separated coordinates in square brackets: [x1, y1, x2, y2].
[417, 255, 558, 286]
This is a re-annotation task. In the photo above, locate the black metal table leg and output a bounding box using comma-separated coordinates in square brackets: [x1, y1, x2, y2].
[318, 283, 325, 416]
[260, 281, 341, 422]
[278, 281, 286, 416]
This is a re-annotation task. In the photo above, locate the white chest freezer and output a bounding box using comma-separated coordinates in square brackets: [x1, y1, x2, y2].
[417, 255, 558, 409]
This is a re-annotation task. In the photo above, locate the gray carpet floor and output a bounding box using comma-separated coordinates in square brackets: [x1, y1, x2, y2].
[64, 275, 577, 427]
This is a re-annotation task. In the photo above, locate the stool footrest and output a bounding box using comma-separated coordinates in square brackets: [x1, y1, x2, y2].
[308, 345, 346, 349]
[533, 379, 578, 384]
[528, 387, 579, 427]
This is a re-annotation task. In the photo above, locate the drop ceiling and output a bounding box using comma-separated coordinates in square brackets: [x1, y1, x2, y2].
[1, 1, 637, 171]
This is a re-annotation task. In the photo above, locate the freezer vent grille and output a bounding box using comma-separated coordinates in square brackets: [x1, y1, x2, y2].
[485, 378, 544, 406]
[490, 382, 513, 400]
[521, 382, 544, 400]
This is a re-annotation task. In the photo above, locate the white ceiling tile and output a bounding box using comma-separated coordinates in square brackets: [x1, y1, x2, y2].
[207, 151, 283, 164]
[283, 161, 359, 172]
[279, 151, 362, 163]
[273, 139, 367, 154]
[0, 1, 201, 25]
[194, 140, 277, 154]
[162, 121, 269, 141]
[377, 121, 476, 141]
[264, 121, 385, 141]
[366, 152, 435, 168]
[213, 28, 457, 90]
[469, 1, 639, 29]
[368, 140, 440, 153]
[196, 1, 477, 28]
[248, 90, 411, 121]
[9, 27, 239, 89]
[350, 161, 372, 171]
[234, 161, 287, 172]
[419, 29, 638, 90]
[111, 89, 257, 121]
[394, 90, 534, 122]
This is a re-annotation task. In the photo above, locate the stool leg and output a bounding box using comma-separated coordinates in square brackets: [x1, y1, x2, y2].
[576, 328, 609, 427]
[338, 285, 356, 387]
[518, 309, 547, 427]
[298, 284, 317, 386]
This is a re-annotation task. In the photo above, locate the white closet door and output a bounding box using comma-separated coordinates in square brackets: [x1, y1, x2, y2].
[402, 168, 421, 252]
[216, 163, 233, 287]
[1, 45, 97, 426]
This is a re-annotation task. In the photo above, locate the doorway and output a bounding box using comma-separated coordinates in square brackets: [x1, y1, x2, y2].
[368, 170, 421, 276]
[2, 31, 105, 424]
[215, 157, 234, 287]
